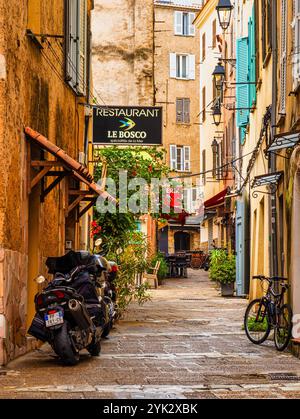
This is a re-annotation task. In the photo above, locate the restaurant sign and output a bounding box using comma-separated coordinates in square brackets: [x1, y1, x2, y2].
[93, 106, 163, 146]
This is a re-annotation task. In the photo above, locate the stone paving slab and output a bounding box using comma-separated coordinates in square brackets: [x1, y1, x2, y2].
[1, 271, 300, 399]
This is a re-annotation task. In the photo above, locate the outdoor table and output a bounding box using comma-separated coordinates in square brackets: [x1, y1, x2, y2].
[165, 254, 189, 278]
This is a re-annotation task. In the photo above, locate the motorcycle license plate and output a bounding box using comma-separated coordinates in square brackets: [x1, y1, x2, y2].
[44, 311, 64, 328]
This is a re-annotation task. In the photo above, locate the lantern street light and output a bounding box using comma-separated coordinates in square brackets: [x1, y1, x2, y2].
[216, 0, 234, 31]
[212, 100, 222, 126]
[212, 61, 225, 93]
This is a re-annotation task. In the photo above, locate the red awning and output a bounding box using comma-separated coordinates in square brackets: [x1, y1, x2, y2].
[204, 188, 229, 209]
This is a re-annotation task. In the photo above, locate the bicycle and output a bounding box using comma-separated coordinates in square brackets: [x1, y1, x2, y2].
[244, 275, 293, 352]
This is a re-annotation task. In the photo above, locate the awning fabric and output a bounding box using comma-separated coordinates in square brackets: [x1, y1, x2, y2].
[204, 188, 229, 209]
[25, 127, 115, 202]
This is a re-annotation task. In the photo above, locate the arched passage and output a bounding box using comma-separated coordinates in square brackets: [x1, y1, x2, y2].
[174, 232, 191, 252]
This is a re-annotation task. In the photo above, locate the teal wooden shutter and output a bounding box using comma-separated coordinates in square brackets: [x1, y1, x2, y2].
[236, 37, 250, 143]
[248, 8, 256, 108]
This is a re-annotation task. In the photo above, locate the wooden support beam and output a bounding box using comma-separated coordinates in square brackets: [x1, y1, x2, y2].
[76, 199, 97, 223]
[31, 161, 63, 167]
[31, 166, 53, 189]
[66, 195, 85, 217]
[41, 173, 67, 202]
[69, 190, 92, 196]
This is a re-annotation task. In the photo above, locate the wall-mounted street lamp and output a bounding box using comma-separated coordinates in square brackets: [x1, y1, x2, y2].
[212, 61, 226, 93]
[212, 100, 222, 126]
[216, 0, 234, 31]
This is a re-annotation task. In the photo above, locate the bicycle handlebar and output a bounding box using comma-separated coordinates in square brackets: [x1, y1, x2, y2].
[252, 275, 288, 282]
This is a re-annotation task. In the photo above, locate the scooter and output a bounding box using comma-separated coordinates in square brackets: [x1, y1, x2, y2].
[28, 251, 111, 365]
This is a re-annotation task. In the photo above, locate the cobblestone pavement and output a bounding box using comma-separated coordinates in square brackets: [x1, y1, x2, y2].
[1, 270, 300, 399]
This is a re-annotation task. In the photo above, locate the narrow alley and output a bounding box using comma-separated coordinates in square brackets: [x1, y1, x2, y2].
[1, 271, 300, 399]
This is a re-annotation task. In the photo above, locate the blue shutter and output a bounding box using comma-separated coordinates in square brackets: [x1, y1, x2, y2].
[236, 37, 250, 129]
[248, 7, 256, 108]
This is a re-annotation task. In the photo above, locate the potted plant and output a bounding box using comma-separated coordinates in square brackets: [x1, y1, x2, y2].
[209, 249, 236, 297]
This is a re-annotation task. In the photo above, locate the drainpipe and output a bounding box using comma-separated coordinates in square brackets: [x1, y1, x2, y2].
[270, 0, 278, 277]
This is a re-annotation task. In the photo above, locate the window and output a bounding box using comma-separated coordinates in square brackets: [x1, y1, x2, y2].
[262, 0, 272, 63]
[176, 98, 190, 123]
[212, 19, 217, 49]
[202, 149, 206, 185]
[202, 87, 206, 122]
[293, 0, 300, 89]
[65, 0, 87, 95]
[170, 145, 191, 172]
[280, 0, 288, 113]
[27, 0, 41, 34]
[174, 11, 196, 36]
[170, 53, 195, 80]
[202, 33, 206, 62]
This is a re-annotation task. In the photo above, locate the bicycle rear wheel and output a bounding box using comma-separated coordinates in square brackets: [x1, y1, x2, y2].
[244, 299, 271, 345]
[274, 304, 293, 352]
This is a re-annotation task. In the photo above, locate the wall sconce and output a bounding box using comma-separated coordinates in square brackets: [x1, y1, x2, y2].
[212, 100, 222, 126]
[216, 0, 234, 31]
[212, 61, 226, 93]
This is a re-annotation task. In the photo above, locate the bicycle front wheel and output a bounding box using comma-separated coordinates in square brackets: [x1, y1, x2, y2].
[274, 304, 293, 352]
[244, 299, 271, 345]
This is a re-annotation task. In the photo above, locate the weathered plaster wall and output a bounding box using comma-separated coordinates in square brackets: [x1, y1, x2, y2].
[0, 0, 89, 365]
[92, 0, 154, 106]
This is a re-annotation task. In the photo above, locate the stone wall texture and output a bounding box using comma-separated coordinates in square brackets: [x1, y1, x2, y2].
[92, 0, 154, 106]
[0, 0, 91, 365]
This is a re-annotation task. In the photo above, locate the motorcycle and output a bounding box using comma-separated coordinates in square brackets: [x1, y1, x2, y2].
[28, 251, 110, 366]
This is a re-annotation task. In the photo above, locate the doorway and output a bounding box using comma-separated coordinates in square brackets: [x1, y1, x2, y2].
[174, 232, 190, 252]
[291, 170, 300, 316]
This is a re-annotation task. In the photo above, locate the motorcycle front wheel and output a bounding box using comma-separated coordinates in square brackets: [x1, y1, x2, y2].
[53, 322, 80, 366]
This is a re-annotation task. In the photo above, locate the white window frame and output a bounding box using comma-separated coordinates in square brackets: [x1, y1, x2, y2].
[176, 98, 190, 124]
[170, 145, 191, 172]
[174, 11, 195, 36]
[170, 54, 195, 80]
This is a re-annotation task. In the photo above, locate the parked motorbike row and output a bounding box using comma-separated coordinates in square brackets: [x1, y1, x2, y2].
[28, 250, 119, 366]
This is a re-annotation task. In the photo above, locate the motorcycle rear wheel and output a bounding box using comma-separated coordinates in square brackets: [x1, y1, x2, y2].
[101, 320, 113, 338]
[53, 322, 80, 366]
[87, 339, 101, 356]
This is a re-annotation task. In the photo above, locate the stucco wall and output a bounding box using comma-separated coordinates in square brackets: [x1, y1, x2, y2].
[0, 0, 90, 365]
[92, 0, 154, 106]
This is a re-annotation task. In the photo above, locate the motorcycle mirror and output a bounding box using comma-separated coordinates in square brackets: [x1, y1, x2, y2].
[34, 275, 46, 285]
[95, 238, 103, 247]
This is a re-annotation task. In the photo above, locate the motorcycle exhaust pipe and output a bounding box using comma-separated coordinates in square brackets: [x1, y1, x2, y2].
[68, 299, 93, 330]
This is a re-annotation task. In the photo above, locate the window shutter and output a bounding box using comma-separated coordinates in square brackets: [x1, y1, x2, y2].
[176, 99, 183, 123]
[183, 99, 190, 123]
[202, 149, 206, 185]
[188, 55, 195, 80]
[67, 0, 78, 88]
[189, 13, 195, 36]
[236, 37, 250, 130]
[170, 145, 177, 170]
[174, 11, 183, 35]
[293, 0, 300, 89]
[248, 8, 257, 108]
[170, 53, 177, 78]
[280, 0, 288, 114]
[184, 146, 191, 171]
[78, 0, 87, 95]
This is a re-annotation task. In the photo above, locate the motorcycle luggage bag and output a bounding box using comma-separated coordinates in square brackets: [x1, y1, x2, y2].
[46, 251, 96, 275]
[27, 313, 48, 342]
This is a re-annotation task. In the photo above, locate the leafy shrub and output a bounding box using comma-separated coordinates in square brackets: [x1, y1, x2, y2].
[149, 252, 168, 280]
[209, 249, 236, 285]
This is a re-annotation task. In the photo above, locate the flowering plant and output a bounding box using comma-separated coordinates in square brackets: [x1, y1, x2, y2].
[90, 221, 102, 238]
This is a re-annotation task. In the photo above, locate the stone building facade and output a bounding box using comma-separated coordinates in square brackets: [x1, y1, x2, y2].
[0, 0, 95, 365]
[154, 0, 202, 254]
[91, 0, 157, 255]
[92, 0, 155, 106]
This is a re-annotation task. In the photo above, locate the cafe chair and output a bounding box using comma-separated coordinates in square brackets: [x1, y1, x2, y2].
[142, 261, 161, 289]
